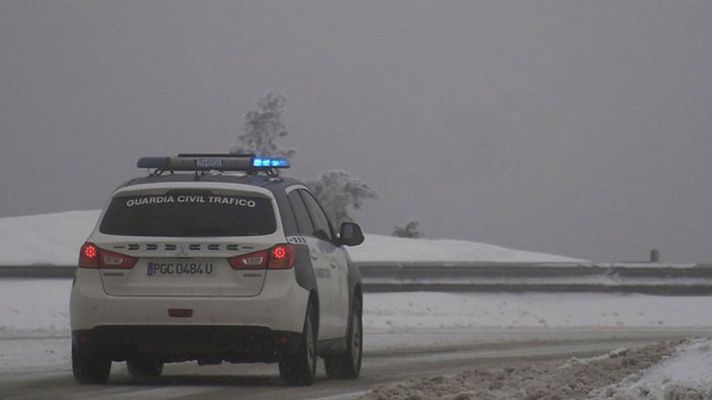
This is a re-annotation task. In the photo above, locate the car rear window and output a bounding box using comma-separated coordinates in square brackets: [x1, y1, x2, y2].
[99, 191, 276, 237]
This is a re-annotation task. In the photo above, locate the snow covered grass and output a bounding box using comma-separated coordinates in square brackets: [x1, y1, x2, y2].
[349, 234, 586, 263]
[364, 292, 712, 331]
[0, 210, 100, 266]
[0, 210, 584, 266]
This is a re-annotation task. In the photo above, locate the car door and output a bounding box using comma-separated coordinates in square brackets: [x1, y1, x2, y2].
[286, 188, 339, 339]
[299, 190, 350, 338]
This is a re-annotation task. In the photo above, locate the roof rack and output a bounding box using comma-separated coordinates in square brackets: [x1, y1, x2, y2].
[137, 154, 290, 177]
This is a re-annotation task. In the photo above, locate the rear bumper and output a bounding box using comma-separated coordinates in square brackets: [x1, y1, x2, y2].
[70, 269, 310, 334]
[73, 325, 303, 363]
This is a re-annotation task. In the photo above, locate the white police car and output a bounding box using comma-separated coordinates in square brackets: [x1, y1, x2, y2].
[70, 154, 365, 386]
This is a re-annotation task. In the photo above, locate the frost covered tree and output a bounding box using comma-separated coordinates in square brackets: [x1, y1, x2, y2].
[231, 92, 378, 228]
[392, 221, 423, 238]
[308, 170, 378, 228]
[231, 92, 296, 158]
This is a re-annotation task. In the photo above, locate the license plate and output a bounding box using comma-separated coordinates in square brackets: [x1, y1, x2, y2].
[147, 261, 215, 277]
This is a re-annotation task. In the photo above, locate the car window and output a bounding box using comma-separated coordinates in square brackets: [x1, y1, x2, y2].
[300, 190, 334, 242]
[99, 191, 276, 237]
[277, 193, 298, 236]
[288, 190, 315, 236]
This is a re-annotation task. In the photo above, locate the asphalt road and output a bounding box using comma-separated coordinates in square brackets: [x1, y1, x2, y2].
[0, 328, 707, 400]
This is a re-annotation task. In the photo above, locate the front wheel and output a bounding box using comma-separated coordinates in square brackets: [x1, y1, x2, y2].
[279, 300, 317, 386]
[72, 340, 111, 384]
[324, 296, 362, 379]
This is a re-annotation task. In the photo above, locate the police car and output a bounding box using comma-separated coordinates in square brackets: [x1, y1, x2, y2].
[70, 154, 365, 386]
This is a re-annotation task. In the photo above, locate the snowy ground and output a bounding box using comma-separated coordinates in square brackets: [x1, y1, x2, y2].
[2, 279, 712, 386]
[0, 210, 585, 266]
[0, 211, 710, 398]
[360, 293, 712, 400]
[0, 210, 101, 266]
[349, 234, 586, 263]
[364, 292, 712, 331]
[4, 280, 712, 337]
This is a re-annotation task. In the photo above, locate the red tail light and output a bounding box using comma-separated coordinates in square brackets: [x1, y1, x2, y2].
[78, 242, 137, 269]
[79, 243, 98, 268]
[228, 244, 295, 270]
[269, 244, 295, 269]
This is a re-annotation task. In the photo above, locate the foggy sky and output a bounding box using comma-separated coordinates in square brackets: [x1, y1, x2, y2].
[1, 1, 711, 262]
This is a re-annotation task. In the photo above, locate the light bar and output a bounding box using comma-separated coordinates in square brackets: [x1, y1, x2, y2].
[137, 154, 290, 172]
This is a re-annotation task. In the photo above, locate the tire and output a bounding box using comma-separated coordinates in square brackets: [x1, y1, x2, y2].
[324, 296, 362, 379]
[127, 358, 164, 378]
[279, 300, 317, 386]
[72, 340, 111, 384]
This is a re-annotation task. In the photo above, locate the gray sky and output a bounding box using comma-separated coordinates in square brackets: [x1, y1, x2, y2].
[1, 1, 711, 262]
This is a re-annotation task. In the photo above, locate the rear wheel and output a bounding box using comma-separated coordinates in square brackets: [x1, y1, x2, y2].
[72, 340, 111, 384]
[324, 296, 362, 379]
[127, 358, 164, 378]
[279, 301, 317, 386]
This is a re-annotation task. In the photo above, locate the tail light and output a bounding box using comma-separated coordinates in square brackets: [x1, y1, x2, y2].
[78, 242, 137, 269]
[268, 244, 295, 269]
[228, 244, 295, 270]
[79, 243, 98, 268]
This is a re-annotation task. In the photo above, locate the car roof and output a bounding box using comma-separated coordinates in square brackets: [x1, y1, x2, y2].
[117, 173, 306, 194]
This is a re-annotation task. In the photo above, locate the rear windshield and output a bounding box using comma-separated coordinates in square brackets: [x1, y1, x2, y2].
[99, 191, 276, 237]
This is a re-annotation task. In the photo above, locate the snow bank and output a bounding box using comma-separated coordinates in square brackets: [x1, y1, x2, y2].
[359, 342, 680, 400]
[0, 210, 583, 266]
[590, 338, 712, 399]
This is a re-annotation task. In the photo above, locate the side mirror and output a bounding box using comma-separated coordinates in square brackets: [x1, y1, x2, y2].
[339, 222, 364, 247]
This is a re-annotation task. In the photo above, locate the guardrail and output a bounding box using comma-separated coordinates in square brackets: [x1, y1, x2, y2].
[0, 265, 76, 278]
[358, 262, 712, 295]
[3, 262, 712, 295]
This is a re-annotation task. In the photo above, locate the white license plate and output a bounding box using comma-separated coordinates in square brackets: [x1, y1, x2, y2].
[146, 261, 215, 277]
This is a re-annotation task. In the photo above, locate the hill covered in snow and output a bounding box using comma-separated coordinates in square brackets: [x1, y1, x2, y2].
[0, 210, 585, 265]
